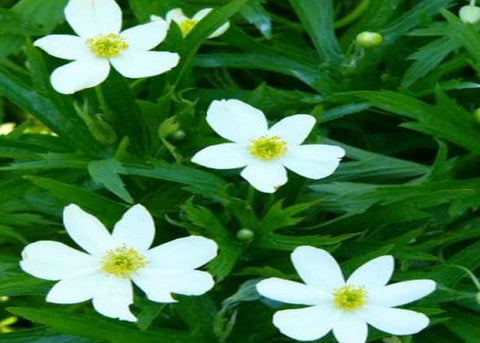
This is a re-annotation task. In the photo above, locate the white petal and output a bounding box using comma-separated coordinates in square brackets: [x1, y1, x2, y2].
[51, 58, 110, 94]
[47, 273, 106, 304]
[273, 305, 340, 341]
[209, 21, 230, 38]
[20, 241, 98, 281]
[333, 313, 368, 343]
[63, 204, 114, 256]
[191, 8, 230, 38]
[133, 269, 214, 302]
[111, 204, 155, 251]
[358, 306, 430, 335]
[347, 256, 394, 290]
[191, 143, 252, 169]
[193, 8, 213, 21]
[132, 269, 177, 303]
[291, 246, 345, 292]
[369, 280, 436, 307]
[165, 8, 189, 24]
[92, 277, 136, 322]
[256, 278, 331, 305]
[240, 162, 287, 193]
[282, 144, 345, 179]
[34, 35, 90, 60]
[120, 20, 169, 51]
[65, 0, 122, 38]
[206, 99, 268, 145]
[268, 115, 316, 146]
[145, 236, 218, 270]
[110, 51, 179, 78]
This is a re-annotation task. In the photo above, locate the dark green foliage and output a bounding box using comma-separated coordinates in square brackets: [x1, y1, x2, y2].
[0, 0, 480, 342]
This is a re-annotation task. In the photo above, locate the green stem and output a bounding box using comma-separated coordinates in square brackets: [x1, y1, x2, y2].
[471, 0, 476, 6]
[95, 86, 114, 122]
[246, 185, 255, 206]
[441, 264, 480, 290]
[334, 0, 370, 29]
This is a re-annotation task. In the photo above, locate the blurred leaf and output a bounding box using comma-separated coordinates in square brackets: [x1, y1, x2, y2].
[288, 0, 341, 62]
[0, 65, 104, 155]
[240, 0, 272, 39]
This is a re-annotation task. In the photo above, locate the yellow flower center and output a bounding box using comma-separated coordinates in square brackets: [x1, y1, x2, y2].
[101, 245, 147, 278]
[333, 286, 367, 311]
[179, 19, 198, 36]
[87, 34, 129, 58]
[248, 136, 287, 161]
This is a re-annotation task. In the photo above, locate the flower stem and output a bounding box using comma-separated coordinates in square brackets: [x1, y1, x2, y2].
[246, 185, 255, 206]
[335, 0, 370, 29]
[95, 86, 114, 122]
[441, 264, 480, 290]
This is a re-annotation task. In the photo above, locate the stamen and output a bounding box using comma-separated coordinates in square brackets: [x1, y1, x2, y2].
[87, 34, 128, 58]
[101, 245, 147, 278]
[248, 136, 287, 161]
[179, 19, 198, 36]
[333, 285, 367, 311]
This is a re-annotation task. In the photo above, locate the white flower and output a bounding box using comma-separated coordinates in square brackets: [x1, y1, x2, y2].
[152, 8, 229, 38]
[0, 123, 15, 135]
[256, 246, 436, 342]
[34, 0, 180, 94]
[191, 99, 345, 193]
[20, 204, 218, 322]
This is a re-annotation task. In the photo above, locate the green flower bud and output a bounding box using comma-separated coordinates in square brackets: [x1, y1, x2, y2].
[459, 5, 480, 24]
[474, 108, 480, 122]
[84, 114, 117, 146]
[236, 229, 254, 241]
[356, 31, 383, 48]
[170, 129, 186, 142]
[476, 291, 480, 304]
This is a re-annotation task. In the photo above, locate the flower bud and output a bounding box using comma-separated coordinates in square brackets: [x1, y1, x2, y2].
[236, 228, 254, 241]
[474, 108, 480, 122]
[83, 114, 117, 146]
[356, 31, 383, 47]
[459, 5, 480, 24]
[170, 129, 186, 142]
[476, 291, 480, 304]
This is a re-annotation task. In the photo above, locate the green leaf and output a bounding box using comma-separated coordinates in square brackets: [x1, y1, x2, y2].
[88, 158, 133, 204]
[288, 0, 341, 62]
[195, 53, 339, 93]
[11, 0, 68, 34]
[24, 176, 127, 223]
[0, 328, 96, 343]
[183, 201, 244, 279]
[99, 72, 149, 155]
[402, 37, 459, 88]
[383, 0, 455, 40]
[122, 160, 227, 198]
[0, 8, 43, 35]
[8, 307, 193, 343]
[350, 90, 480, 155]
[443, 9, 480, 73]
